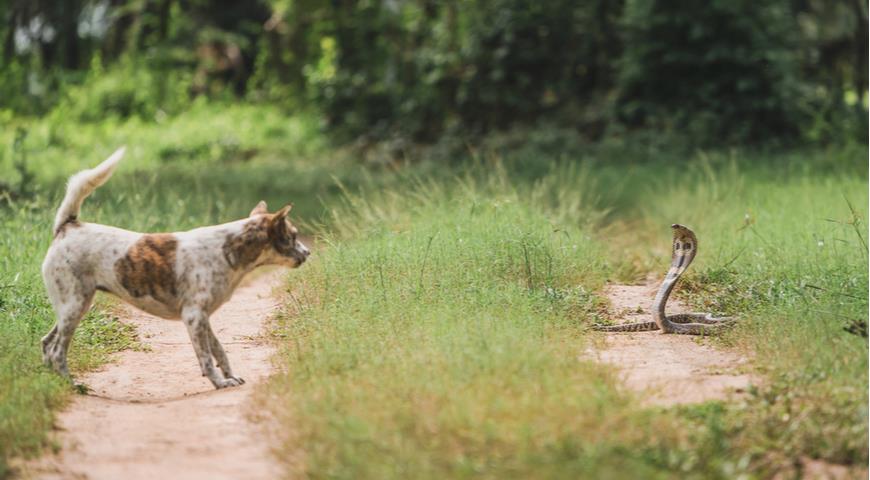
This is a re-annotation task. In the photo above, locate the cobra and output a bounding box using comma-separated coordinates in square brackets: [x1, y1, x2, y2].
[594, 224, 734, 335]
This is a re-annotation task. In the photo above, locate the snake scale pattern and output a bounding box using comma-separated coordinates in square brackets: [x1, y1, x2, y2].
[593, 224, 734, 335]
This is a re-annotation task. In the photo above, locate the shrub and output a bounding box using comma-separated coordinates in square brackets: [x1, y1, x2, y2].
[52, 55, 193, 122]
[616, 0, 802, 144]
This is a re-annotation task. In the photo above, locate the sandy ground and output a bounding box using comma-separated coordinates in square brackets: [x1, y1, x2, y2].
[21, 269, 287, 480]
[785, 457, 870, 480]
[587, 283, 755, 406]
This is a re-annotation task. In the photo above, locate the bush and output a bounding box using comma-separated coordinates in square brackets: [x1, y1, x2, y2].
[297, 0, 621, 142]
[616, 0, 802, 144]
[53, 55, 193, 122]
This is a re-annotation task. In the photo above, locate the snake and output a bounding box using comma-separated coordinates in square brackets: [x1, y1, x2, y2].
[593, 224, 735, 335]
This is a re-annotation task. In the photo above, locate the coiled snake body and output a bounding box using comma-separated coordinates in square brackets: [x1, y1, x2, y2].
[593, 224, 734, 335]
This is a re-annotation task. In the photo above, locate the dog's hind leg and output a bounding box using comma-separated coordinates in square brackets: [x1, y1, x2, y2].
[42, 256, 95, 377]
[206, 324, 245, 385]
[182, 306, 243, 389]
[41, 324, 58, 364]
[44, 291, 94, 377]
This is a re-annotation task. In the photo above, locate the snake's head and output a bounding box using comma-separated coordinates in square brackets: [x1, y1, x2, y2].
[670, 224, 698, 253]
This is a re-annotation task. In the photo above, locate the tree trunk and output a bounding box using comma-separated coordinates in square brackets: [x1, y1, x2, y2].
[2, 7, 17, 63]
[106, 0, 134, 60]
[59, 0, 83, 69]
[852, 0, 868, 107]
[157, 0, 172, 41]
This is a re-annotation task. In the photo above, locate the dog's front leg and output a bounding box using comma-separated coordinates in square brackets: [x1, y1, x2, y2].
[207, 323, 244, 385]
[182, 306, 243, 389]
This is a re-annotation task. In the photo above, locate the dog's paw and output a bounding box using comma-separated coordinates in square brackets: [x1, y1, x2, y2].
[215, 376, 245, 389]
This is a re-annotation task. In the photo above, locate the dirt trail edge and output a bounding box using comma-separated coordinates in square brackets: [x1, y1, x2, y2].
[24, 269, 287, 480]
[587, 284, 755, 406]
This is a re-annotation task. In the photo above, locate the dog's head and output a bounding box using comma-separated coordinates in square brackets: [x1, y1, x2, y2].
[249, 200, 310, 268]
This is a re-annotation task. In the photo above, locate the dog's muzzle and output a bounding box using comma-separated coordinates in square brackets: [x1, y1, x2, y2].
[294, 246, 310, 265]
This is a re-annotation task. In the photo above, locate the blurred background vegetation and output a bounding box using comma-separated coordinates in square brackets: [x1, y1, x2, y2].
[1, 0, 866, 148]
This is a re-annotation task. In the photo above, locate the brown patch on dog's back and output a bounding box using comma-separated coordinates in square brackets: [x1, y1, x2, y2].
[115, 234, 179, 305]
[223, 218, 269, 268]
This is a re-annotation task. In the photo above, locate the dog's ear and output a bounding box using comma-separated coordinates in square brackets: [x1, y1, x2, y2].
[273, 204, 293, 220]
[249, 201, 268, 217]
[270, 204, 293, 235]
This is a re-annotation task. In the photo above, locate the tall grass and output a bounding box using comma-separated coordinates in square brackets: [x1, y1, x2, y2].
[268, 147, 868, 478]
[269, 175, 622, 477]
[267, 169, 748, 478]
[638, 152, 869, 468]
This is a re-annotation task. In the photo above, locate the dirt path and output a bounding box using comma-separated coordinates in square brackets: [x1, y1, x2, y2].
[587, 284, 754, 406]
[23, 270, 287, 480]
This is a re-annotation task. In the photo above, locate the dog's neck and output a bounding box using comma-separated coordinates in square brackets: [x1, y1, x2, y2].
[221, 216, 275, 271]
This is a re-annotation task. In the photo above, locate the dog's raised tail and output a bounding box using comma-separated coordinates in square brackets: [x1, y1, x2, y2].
[53, 146, 126, 234]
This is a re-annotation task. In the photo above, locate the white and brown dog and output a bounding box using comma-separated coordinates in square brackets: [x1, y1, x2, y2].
[41, 147, 309, 389]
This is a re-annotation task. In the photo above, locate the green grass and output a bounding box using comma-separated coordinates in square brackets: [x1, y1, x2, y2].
[0, 102, 324, 180]
[266, 147, 868, 478]
[650, 154, 869, 469]
[590, 149, 868, 470]
[267, 176, 723, 478]
[0, 103, 866, 479]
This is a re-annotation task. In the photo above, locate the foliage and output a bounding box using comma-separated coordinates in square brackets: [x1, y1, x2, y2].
[792, 0, 869, 143]
[288, 0, 621, 142]
[617, 0, 801, 143]
[0, 0, 865, 145]
[55, 55, 194, 121]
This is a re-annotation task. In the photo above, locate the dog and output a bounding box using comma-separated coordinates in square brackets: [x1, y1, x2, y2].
[41, 147, 310, 389]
